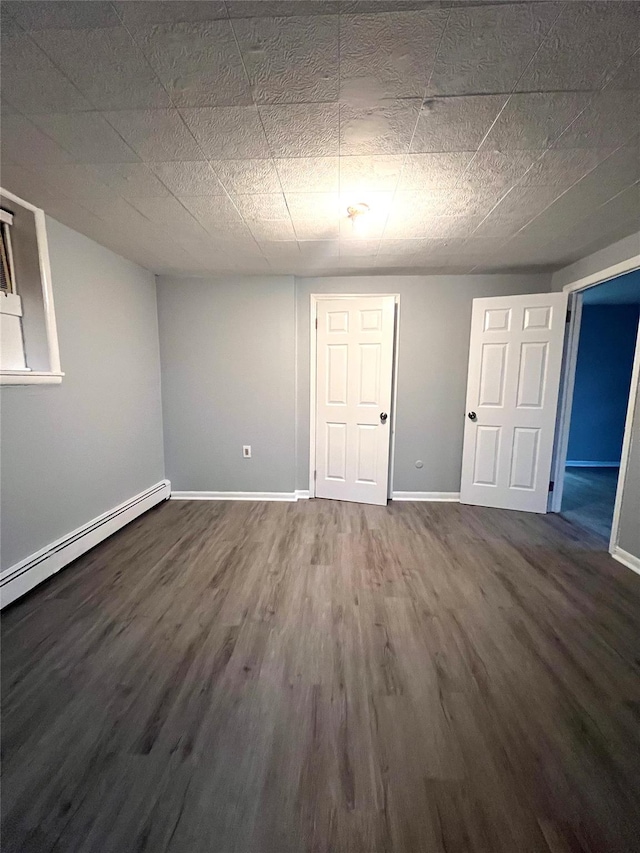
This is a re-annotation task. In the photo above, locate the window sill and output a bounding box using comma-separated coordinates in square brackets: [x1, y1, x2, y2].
[1, 371, 64, 386]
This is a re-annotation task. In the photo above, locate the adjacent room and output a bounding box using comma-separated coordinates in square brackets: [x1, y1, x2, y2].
[560, 271, 640, 539]
[1, 2, 639, 852]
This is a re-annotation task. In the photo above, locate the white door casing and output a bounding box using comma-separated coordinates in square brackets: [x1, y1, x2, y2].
[460, 292, 568, 513]
[315, 296, 396, 506]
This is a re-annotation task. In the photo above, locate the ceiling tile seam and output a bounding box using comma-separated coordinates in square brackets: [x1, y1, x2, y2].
[375, 4, 453, 256]
[222, 2, 300, 259]
[453, 2, 592, 241]
[485, 139, 640, 250]
[108, 0, 267, 265]
[453, 1, 570, 194]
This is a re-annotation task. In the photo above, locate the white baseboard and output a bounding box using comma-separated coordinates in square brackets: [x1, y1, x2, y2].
[566, 461, 620, 468]
[294, 490, 310, 500]
[391, 491, 460, 502]
[0, 480, 171, 609]
[611, 546, 640, 576]
[171, 490, 302, 502]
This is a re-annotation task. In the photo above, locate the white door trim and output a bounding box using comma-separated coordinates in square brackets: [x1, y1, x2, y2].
[610, 320, 640, 554]
[309, 293, 400, 499]
[560, 255, 640, 294]
[552, 254, 640, 563]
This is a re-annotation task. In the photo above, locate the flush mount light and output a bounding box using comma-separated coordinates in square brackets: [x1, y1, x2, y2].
[347, 202, 370, 222]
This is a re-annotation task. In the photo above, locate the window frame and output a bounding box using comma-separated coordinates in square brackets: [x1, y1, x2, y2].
[0, 188, 63, 385]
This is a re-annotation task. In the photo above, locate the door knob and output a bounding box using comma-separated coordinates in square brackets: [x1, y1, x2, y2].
[380, 412, 388, 423]
[468, 411, 477, 421]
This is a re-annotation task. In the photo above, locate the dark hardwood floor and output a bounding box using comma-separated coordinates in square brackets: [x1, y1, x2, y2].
[561, 466, 619, 541]
[2, 498, 640, 853]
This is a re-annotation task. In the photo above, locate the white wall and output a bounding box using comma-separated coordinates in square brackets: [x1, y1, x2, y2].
[0, 218, 165, 570]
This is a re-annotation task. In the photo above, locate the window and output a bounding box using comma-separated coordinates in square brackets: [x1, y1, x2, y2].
[0, 189, 63, 385]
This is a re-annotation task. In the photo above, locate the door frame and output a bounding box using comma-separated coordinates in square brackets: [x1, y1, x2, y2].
[309, 293, 401, 499]
[549, 251, 640, 559]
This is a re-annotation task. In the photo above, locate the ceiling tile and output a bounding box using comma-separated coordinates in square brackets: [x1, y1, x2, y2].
[259, 103, 339, 157]
[115, 2, 228, 26]
[473, 186, 562, 236]
[482, 92, 592, 151]
[519, 2, 640, 93]
[178, 196, 250, 236]
[0, 115, 75, 165]
[232, 193, 291, 221]
[4, 1, 121, 31]
[257, 240, 300, 260]
[460, 150, 539, 189]
[383, 208, 482, 240]
[398, 152, 473, 190]
[26, 163, 119, 201]
[30, 27, 171, 111]
[338, 238, 380, 258]
[429, 3, 561, 95]
[104, 110, 204, 161]
[247, 220, 297, 241]
[28, 112, 140, 162]
[275, 158, 339, 193]
[180, 107, 271, 159]
[553, 91, 640, 150]
[339, 9, 448, 102]
[149, 161, 225, 195]
[128, 21, 252, 108]
[411, 95, 507, 153]
[519, 149, 613, 188]
[340, 99, 421, 156]
[232, 14, 339, 104]
[298, 240, 340, 260]
[212, 160, 281, 194]
[1, 28, 92, 113]
[339, 155, 403, 192]
[605, 48, 640, 92]
[228, 3, 341, 18]
[89, 163, 171, 198]
[292, 220, 340, 241]
[129, 195, 209, 239]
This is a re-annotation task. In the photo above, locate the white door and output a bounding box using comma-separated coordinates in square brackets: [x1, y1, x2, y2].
[315, 296, 396, 506]
[460, 292, 568, 513]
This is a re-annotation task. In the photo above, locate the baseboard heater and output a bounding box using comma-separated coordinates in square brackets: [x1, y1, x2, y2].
[0, 479, 171, 609]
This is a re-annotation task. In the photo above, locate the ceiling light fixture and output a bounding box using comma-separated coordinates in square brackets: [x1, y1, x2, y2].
[347, 202, 370, 235]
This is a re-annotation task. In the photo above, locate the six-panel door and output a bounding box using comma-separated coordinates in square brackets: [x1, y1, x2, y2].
[460, 292, 568, 513]
[315, 297, 396, 506]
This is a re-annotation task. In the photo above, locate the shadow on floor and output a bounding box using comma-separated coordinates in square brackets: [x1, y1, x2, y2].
[561, 466, 619, 540]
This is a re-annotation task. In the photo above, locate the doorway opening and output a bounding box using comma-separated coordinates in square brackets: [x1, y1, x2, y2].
[555, 270, 640, 541]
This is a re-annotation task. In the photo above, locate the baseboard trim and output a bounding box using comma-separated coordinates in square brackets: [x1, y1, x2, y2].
[611, 546, 640, 577]
[294, 490, 310, 500]
[0, 480, 171, 609]
[171, 490, 302, 502]
[391, 491, 460, 502]
[566, 460, 620, 468]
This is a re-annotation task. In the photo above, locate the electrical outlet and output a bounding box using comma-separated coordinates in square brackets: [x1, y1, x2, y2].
[243, 445, 251, 458]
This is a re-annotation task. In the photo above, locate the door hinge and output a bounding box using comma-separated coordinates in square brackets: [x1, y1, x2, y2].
[314, 470, 317, 481]
[549, 480, 555, 492]
[315, 317, 318, 330]
[566, 308, 572, 323]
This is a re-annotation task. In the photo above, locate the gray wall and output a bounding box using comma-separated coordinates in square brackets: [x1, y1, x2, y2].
[618, 378, 640, 559]
[296, 274, 552, 492]
[0, 217, 165, 571]
[551, 231, 640, 291]
[156, 275, 296, 493]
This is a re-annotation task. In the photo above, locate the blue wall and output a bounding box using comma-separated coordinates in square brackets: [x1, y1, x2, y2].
[567, 304, 639, 466]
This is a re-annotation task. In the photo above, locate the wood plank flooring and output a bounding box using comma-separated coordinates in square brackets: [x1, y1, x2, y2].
[2, 498, 640, 853]
[561, 466, 619, 540]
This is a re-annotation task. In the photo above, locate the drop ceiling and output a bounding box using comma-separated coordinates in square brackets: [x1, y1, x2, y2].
[1, 1, 638, 277]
